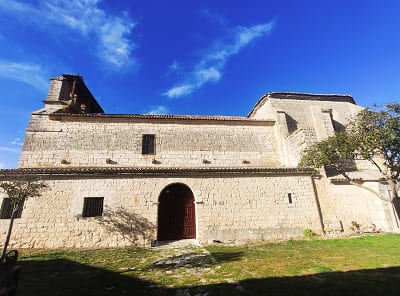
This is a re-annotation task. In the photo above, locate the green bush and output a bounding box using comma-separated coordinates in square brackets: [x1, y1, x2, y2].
[303, 228, 317, 239]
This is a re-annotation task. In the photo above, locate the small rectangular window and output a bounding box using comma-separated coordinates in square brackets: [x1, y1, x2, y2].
[142, 134, 156, 155]
[82, 197, 104, 217]
[0, 198, 24, 219]
[288, 193, 293, 204]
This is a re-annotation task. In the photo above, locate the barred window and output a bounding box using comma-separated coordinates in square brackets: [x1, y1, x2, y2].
[0, 198, 24, 219]
[82, 197, 104, 217]
[142, 134, 156, 155]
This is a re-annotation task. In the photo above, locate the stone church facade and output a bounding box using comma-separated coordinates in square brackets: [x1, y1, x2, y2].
[0, 74, 399, 248]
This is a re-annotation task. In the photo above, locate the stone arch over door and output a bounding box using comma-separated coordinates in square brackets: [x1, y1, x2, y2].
[157, 183, 196, 241]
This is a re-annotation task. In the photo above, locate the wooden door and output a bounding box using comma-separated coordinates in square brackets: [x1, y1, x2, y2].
[183, 195, 195, 238]
[157, 184, 196, 241]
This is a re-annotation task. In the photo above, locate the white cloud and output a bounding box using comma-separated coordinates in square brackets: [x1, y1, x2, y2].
[0, 60, 48, 91]
[98, 19, 135, 67]
[146, 105, 170, 114]
[0, 0, 136, 68]
[163, 85, 194, 99]
[10, 137, 23, 146]
[163, 21, 274, 98]
[0, 147, 20, 153]
[195, 67, 221, 82]
[0, 162, 5, 169]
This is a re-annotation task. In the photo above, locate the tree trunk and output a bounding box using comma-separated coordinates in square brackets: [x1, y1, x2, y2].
[1, 208, 17, 259]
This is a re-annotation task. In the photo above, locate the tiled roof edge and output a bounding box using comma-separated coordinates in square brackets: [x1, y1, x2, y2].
[248, 92, 356, 117]
[268, 92, 355, 102]
[48, 112, 274, 124]
[0, 167, 313, 177]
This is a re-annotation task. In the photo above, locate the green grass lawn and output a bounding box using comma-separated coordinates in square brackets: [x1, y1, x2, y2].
[16, 234, 400, 295]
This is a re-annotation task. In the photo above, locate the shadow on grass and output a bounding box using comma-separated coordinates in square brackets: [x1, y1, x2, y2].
[211, 251, 244, 263]
[148, 251, 244, 270]
[18, 259, 173, 296]
[17, 259, 400, 295]
[195, 266, 400, 296]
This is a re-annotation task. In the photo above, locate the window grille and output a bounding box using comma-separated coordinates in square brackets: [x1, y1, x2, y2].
[0, 198, 24, 219]
[142, 134, 156, 155]
[82, 197, 104, 217]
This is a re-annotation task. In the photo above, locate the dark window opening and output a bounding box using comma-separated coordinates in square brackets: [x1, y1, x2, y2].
[0, 198, 24, 219]
[142, 134, 156, 155]
[82, 197, 104, 217]
[288, 193, 293, 204]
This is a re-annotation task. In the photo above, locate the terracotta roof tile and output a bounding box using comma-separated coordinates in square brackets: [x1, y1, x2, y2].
[0, 167, 312, 178]
[48, 112, 275, 125]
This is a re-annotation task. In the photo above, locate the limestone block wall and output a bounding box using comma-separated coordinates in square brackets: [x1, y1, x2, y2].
[286, 128, 316, 165]
[313, 176, 398, 233]
[250, 98, 363, 166]
[18, 114, 279, 168]
[46, 77, 65, 101]
[251, 98, 362, 131]
[196, 175, 323, 242]
[0, 174, 322, 249]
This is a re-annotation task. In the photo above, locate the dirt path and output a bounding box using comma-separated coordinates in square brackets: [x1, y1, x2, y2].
[152, 240, 249, 296]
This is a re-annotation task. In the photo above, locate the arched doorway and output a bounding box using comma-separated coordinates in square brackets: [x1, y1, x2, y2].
[157, 183, 196, 241]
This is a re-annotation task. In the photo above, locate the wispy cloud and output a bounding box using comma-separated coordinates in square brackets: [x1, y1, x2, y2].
[168, 61, 180, 73]
[10, 137, 23, 146]
[0, 146, 20, 153]
[163, 21, 274, 98]
[200, 9, 228, 28]
[0, 162, 5, 169]
[146, 105, 170, 114]
[0, 60, 48, 91]
[0, 0, 136, 68]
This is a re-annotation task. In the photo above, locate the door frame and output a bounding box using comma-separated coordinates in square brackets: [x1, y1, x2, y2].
[156, 182, 196, 241]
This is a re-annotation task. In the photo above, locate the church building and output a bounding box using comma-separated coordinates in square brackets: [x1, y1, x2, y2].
[0, 74, 398, 248]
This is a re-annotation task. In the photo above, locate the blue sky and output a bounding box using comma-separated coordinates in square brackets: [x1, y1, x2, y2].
[0, 0, 399, 168]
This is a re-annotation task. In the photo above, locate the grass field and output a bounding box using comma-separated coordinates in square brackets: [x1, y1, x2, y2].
[16, 234, 400, 295]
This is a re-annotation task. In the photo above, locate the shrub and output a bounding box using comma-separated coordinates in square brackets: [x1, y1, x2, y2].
[303, 229, 317, 239]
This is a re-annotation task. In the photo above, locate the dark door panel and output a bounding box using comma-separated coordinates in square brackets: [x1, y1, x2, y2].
[157, 184, 196, 240]
[183, 195, 195, 238]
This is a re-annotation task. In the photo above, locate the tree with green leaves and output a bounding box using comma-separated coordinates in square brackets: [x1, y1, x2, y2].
[0, 178, 47, 259]
[300, 102, 400, 199]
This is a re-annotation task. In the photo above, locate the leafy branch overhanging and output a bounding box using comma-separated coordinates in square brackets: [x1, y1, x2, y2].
[299, 102, 400, 198]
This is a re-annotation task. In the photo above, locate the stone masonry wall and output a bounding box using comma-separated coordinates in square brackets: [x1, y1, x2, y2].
[251, 98, 362, 132]
[249, 98, 400, 234]
[19, 115, 279, 168]
[250, 98, 363, 166]
[313, 176, 397, 233]
[0, 174, 322, 248]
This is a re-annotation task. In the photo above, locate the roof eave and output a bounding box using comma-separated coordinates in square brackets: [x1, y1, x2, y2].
[247, 92, 356, 118]
[0, 167, 313, 178]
